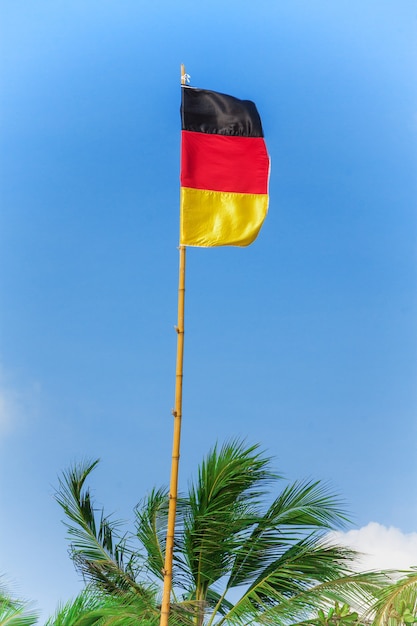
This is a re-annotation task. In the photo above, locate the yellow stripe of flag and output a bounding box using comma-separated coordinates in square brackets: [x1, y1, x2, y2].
[180, 187, 268, 247]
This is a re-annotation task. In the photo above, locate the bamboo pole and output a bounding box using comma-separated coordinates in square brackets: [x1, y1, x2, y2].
[159, 65, 187, 626]
[160, 245, 186, 626]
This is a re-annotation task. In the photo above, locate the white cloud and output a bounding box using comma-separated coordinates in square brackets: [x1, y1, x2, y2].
[329, 522, 417, 571]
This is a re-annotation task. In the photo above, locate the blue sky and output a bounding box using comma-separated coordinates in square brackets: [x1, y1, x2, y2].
[0, 0, 416, 620]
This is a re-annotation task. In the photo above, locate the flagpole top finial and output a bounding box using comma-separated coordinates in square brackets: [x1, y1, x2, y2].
[181, 64, 190, 85]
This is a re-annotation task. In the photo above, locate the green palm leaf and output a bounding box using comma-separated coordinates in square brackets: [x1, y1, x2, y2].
[0, 604, 37, 626]
[182, 441, 275, 594]
[0, 593, 37, 626]
[135, 487, 169, 582]
[55, 459, 151, 600]
[45, 586, 161, 626]
[228, 480, 349, 589]
[44, 588, 106, 626]
[371, 569, 417, 626]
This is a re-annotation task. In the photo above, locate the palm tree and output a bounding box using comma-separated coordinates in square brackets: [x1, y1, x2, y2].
[55, 440, 385, 626]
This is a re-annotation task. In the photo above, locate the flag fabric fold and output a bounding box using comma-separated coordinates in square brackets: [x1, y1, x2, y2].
[180, 86, 270, 247]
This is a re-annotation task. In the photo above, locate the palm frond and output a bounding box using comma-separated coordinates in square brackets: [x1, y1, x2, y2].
[44, 587, 106, 626]
[371, 569, 417, 626]
[183, 440, 276, 593]
[0, 582, 37, 626]
[228, 480, 349, 589]
[0, 599, 37, 626]
[55, 459, 147, 598]
[45, 586, 161, 626]
[264, 480, 349, 530]
[217, 539, 383, 626]
[135, 487, 169, 582]
[287, 570, 387, 619]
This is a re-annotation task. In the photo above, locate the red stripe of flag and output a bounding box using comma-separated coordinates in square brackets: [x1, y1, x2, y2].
[180, 130, 269, 195]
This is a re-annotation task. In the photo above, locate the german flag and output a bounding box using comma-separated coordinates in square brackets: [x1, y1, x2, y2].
[180, 86, 270, 247]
